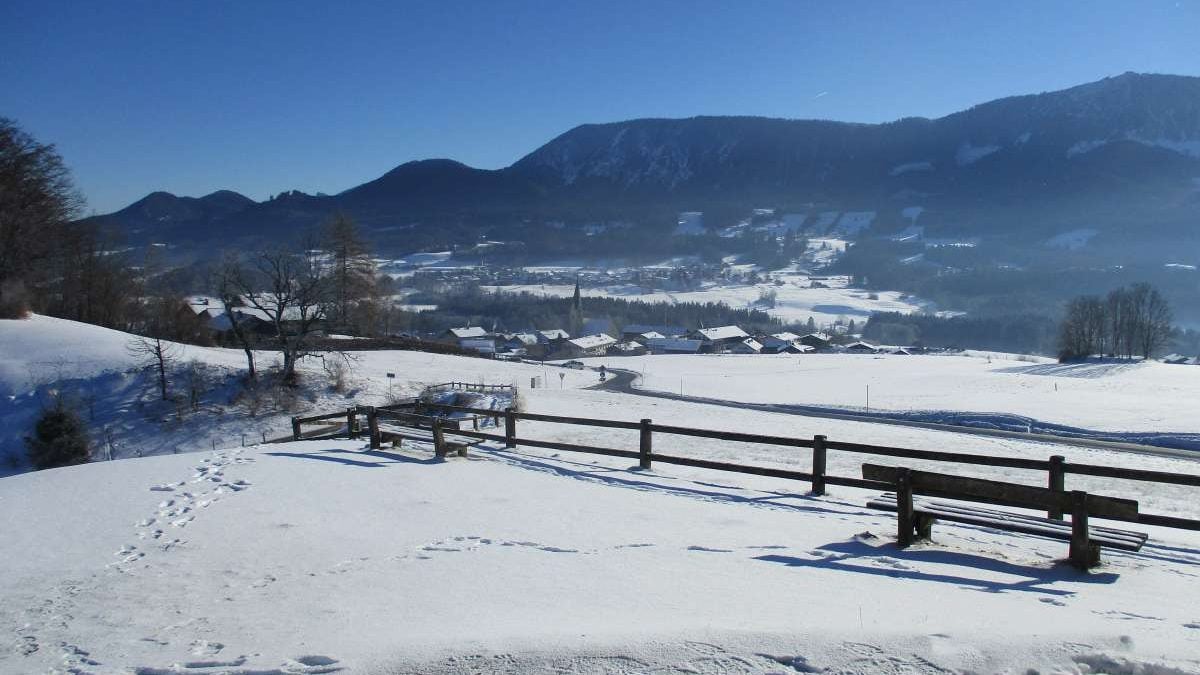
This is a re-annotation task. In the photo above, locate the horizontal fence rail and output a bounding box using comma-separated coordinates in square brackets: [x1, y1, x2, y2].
[288, 398, 1200, 533]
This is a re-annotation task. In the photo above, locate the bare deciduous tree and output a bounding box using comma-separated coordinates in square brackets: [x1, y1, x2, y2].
[0, 118, 83, 318]
[1060, 283, 1173, 362]
[127, 336, 179, 401]
[213, 254, 257, 379]
[226, 245, 333, 384]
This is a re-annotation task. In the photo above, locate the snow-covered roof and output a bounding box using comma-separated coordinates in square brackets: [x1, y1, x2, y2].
[696, 325, 748, 341]
[736, 338, 763, 352]
[447, 326, 489, 339]
[568, 334, 617, 350]
[801, 332, 832, 342]
[539, 329, 570, 340]
[846, 341, 878, 351]
[640, 331, 665, 340]
[506, 333, 539, 346]
[647, 337, 703, 353]
[771, 332, 801, 342]
[611, 341, 646, 352]
[622, 324, 688, 337]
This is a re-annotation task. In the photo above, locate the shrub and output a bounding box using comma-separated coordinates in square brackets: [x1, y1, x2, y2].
[25, 399, 90, 469]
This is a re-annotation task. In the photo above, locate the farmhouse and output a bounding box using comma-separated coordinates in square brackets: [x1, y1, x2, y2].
[501, 333, 539, 356]
[459, 337, 497, 355]
[691, 325, 749, 353]
[799, 332, 833, 351]
[441, 326, 489, 342]
[845, 340, 879, 354]
[760, 332, 802, 354]
[607, 341, 649, 356]
[728, 337, 764, 354]
[562, 333, 618, 358]
[646, 337, 703, 355]
[620, 324, 688, 340]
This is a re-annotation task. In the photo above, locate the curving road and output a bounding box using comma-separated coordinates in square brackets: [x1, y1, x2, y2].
[590, 368, 1200, 461]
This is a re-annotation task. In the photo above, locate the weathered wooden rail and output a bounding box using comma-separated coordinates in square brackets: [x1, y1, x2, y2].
[419, 402, 1200, 533]
[291, 398, 499, 458]
[290, 400, 1200, 533]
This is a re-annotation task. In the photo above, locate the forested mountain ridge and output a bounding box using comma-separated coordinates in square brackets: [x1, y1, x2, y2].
[84, 72, 1200, 261]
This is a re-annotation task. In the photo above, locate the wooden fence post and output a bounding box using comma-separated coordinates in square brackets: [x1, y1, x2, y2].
[346, 407, 357, 439]
[1048, 455, 1066, 520]
[639, 419, 653, 470]
[896, 468, 914, 548]
[291, 416, 301, 441]
[811, 434, 827, 496]
[504, 407, 516, 448]
[367, 407, 380, 450]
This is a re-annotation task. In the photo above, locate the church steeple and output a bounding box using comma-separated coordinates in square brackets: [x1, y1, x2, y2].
[569, 277, 583, 336]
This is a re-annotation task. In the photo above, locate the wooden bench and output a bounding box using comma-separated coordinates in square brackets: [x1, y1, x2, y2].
[862, 464, 1148, 569]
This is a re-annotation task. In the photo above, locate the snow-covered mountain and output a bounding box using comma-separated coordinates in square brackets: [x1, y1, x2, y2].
[84, 72, 1200, 258]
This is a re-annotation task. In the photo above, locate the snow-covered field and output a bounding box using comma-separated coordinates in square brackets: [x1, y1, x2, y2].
[483, 272, 927, 326]
[577, 352, 1200, 434]
[3, 316, 1200, 673]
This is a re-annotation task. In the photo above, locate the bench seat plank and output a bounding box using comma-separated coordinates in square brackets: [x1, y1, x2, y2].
[868, 493, 1147, 546]
[378, 424, 478, 447]
[867, 494, 1147, 552]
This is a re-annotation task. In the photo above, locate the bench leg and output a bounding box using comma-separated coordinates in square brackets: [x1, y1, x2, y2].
[896, 471, 915, 548]
[1068, 490, 1096, 570]
[915, 514, 933, 541]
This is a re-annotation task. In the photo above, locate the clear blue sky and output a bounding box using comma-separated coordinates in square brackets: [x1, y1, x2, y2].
[4, 1, 1199, 214]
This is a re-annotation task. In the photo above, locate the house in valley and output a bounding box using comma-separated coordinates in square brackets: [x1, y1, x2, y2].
[799, 332, 833, 351]
[561, 333, 618, 358]
[646, 337, 703, 355]
[728, 337, 764, 354]
[845, 340, 879, 354]
[690, 325, 749, 353]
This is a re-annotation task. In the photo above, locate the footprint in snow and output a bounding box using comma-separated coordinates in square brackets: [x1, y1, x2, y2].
[189, 640, 224, 656]
[250, 574, 277, 588]
[687, 545, 733, 553]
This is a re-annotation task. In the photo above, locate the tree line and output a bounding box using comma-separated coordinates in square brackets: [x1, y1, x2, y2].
[1057, 283, 1173, 361]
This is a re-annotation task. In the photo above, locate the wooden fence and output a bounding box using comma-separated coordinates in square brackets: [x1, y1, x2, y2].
[290, 401, 1200, 532]
[423, 382, 516, 395]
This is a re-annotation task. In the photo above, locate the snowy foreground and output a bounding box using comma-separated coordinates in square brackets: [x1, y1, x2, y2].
[3, 424, 1200, 673]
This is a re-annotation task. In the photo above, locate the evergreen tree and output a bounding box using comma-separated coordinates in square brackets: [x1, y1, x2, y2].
[25, 399, 90, 469]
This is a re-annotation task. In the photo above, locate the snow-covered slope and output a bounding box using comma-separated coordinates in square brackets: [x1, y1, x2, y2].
[0, 316, 594, 473]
